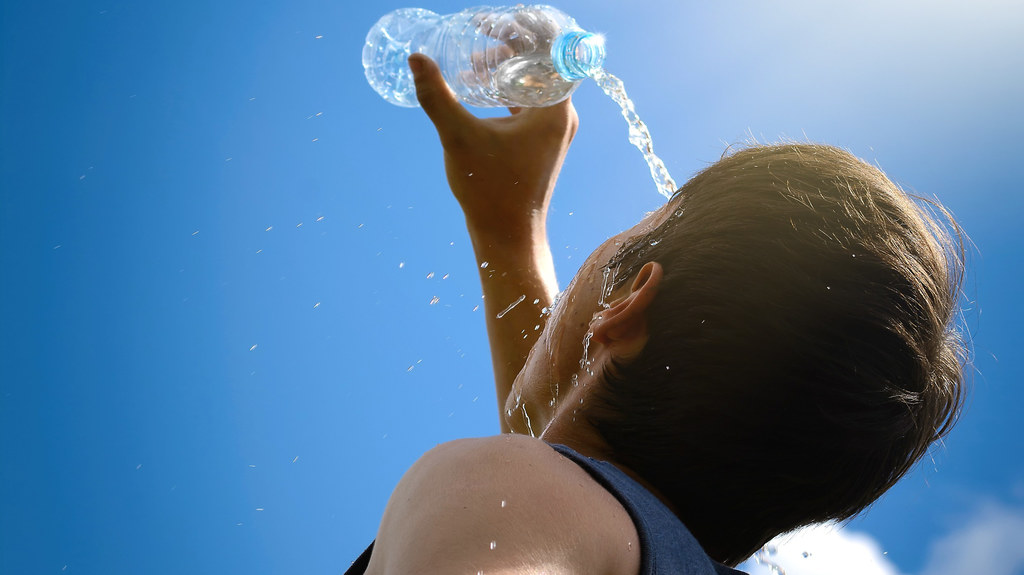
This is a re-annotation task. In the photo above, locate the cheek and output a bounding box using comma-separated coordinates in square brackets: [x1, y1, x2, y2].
[549, 302, 595, 376]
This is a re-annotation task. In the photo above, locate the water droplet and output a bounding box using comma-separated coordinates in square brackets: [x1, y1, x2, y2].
[398, 262, 405, 269]
[472, 305, 480, 312]
[429, 296, 440, 305]
[249, 344, 258, 351]
[467, 172, 474, 177]
[500, 500, 507, 508]
[489, 541, 497, 550]
[802, 551, 810, 558]
[442, 273, 449, 279]
[426, 272, 435, 279]
[496, 295, 526, 319]
[480, 261, 489, 269]
[313, 302, 321, 309]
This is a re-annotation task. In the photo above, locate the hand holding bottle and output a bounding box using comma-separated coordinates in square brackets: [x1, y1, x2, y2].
[409, 53, 578, 239]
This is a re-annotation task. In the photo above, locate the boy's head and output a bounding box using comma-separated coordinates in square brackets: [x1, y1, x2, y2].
[572, 143, 967, 565]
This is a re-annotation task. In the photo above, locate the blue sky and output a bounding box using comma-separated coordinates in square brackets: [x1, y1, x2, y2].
[2, 1, 1022, 574]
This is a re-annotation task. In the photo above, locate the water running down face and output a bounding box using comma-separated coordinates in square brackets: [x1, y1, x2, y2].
[504, 199, 679, 436]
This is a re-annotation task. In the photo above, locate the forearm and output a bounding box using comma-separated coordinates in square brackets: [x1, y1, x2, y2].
[404, 54, 577, 433]
[467, 216, 558, 433]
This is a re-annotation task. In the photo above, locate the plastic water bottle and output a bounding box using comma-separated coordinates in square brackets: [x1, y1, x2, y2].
[363, 5, 606, 108]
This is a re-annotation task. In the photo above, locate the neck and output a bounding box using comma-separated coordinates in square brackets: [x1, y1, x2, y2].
[538, 367, 608, 457]
[539, 410, 609, 460]
[537, 377, 680, 516]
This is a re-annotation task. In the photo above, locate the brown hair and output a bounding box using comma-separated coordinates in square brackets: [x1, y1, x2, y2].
[587, 143, 967, 566]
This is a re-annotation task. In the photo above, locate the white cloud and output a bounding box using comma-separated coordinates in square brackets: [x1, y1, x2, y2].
[738, 522, 902, 575]
[918, 503, 1024, 575]
[736, 503, 1024, 575]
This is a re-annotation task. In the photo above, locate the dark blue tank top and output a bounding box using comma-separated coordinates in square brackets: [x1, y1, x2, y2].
[345, 442, 747, 575]
[549, 443, 746, 575]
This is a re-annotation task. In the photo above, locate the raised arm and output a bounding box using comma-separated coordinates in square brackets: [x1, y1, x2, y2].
[409, 54, 578, 433]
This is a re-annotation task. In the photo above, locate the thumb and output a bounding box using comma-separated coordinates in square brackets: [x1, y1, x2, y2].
[408, 53, 474, 137]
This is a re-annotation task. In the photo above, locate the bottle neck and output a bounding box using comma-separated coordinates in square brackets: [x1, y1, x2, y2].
[551, 30, 606, 81]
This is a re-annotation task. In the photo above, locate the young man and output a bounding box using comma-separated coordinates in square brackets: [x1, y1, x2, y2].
[346, 53, 966, 574]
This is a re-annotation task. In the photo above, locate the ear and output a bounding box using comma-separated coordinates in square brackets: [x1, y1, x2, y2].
[591, 262, 663, 360]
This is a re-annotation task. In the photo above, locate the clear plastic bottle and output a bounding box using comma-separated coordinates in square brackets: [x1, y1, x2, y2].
[363, 5, 605, 108]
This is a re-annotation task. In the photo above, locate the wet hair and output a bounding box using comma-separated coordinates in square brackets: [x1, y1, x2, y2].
[585, 143, 968, 566]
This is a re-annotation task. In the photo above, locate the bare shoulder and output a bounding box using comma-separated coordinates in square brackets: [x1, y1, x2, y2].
[365, 435, 640, 575]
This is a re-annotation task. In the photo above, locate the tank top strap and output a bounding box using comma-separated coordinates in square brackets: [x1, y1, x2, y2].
[548, 443, 747, 575]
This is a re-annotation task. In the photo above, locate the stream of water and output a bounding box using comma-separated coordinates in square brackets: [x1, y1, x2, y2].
[589, 68, 678, 199]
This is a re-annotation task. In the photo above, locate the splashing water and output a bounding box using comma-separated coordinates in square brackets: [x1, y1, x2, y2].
[598, 267, 612, 309]
[597, 263, 620, 308]
[521, 404, 535, 437]
[496, 294, 526, 319]
[753, 544, 788, 575]
[579, 331, 593, 372]
[589, 68, 677, 199]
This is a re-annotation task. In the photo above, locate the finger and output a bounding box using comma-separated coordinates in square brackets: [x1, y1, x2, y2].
[471, 12, 527, 42]
[472, 9, 553, 54]
[516, 98, 579, 139]
[470, 44, 514, 77]
[408, 53, 475, 137]
[519, 97, 576, 125]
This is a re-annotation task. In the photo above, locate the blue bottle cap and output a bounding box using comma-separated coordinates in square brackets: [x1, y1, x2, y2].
[552, 30, 606, 81]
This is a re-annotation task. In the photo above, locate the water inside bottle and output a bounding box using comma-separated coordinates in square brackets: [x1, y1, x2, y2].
[494, 54, 578, 107]
[588, 68, 678, 199]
